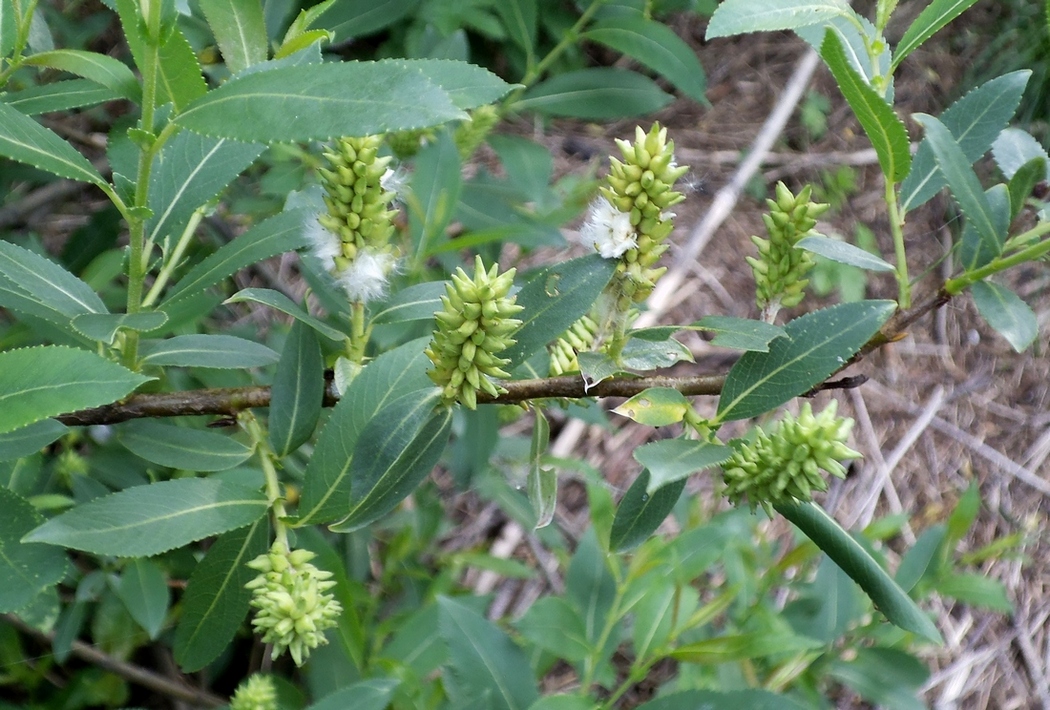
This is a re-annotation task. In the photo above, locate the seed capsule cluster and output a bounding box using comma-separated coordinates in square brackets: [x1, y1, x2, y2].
[230, 674, 277, 710]
[746, 182, 830, 310]
[721, 401, 861, 515]
[597, 123, 689, 304]
[454, 104, 500, 160]
[318, 135, 398, 267]
[426, 256, 523, 409]
[245, 543, 342, 666]
[548, 313, 599, 376]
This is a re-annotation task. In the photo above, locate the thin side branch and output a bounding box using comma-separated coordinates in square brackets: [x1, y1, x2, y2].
[1, 614, 226, 707]
[54, 289, 949, 427]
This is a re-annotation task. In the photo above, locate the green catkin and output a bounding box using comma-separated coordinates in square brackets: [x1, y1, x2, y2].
[425, 256, 523, 409]
[561, 124, 688, 369]
[453, 104, 500, 160]
[548, 313, 600, 376]
[314, 135, 400, 302]
[721, 401, 861, 516]
[747, 181, 830, 312]
[597, 123, 689, 305]
[245, 543, 342, 666]
[230, 675, 277, 710]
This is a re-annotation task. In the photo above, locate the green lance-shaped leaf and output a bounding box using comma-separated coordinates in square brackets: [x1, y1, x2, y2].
[706, 0, 851, 39]
[330, 390, 452, 533]
[495, 0, 537, 61]
[527, 408, 556, 529]
[895, 524, 946, 593]
[610, 470, 687, 552]
[409, 58, 520, 110]
[634, 439, 733, 493]
[1, 3, 18, 60]
[0, 241, 107, 319]
[438, 596, 539, 710]
[717, 300, 895, 422]
[515, 596, 591, 662]
[409, 131, 462, 256]
[936, 572, 1012, 613]
[71, 311, 168, 345]
[163, 207, 311, 304]
[0, 419, 68, 462]
[565, 530, 616, 645]
[637, 690, 809, 710]
[1006, 157, 1046, 221]
[148, 132, 264, 250]
[1, 79, 120, 115]
[322, 0, 417, 41]
[958, 184, 1010, 272]
[173, 519, 268, 672]
[796, 235, 896, 273]
[118, 420, 253, 472]
[914, 114, 1006, 270]
[971, 280, 1038, 353]
[0, 487, 68, 613]
[139, 334, 279, 369]
[825, 650, 929, 710]
[516, 68, 673, 120]
[891, 0, 983, 70]
[23, 478, 269, 557]
[577, 351, 623, 389]
[22, 49, 141, 102]
[526, 696, 596, 710]
[305, 679, 402, 710]
[584, 17, 707, 104]
[992, 126, 1050, 181]
[200, 0, 269, 75]
[775, 500, 944, 642]
[115, 558, 170, 639]
[613, 387, 691, 427]
[902, 71, 1030, 212]
[669, 631, 824, 664]
[225, 288, 345, 341]
[620, 336, 693, 371]
[0, 271, 72, 326]
[0, 346, 151, 435]
[297, 339, 432, 526]
[269, 320, 324, 457]
[691, 316, 787, 352]
[821, 30, 911, 183]
[115, 0, 206, 112]
[0, 103, 106, 186]
[174, 60, 512, 143]
[796, 12, 888, 88]
[370, 280, 449, 325]
[502, 255, 617, 369]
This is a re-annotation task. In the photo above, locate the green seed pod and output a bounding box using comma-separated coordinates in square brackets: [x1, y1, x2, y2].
[245, 543, 342, 666]
[720, 402, 861, 514]
[313, 134, 403, 304]
[748, 181, 827, 312]
[426, 256, 523, 408]
[230, 675, 277, 710]
[548, 313, 600, 376]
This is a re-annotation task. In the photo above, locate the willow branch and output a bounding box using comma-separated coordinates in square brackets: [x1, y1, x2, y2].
[2, 614, 226, 707]
[55, 289, 951, 427]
